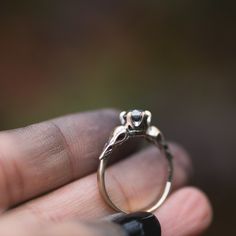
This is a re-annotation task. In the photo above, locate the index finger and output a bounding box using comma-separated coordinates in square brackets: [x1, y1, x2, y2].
[0, 109, 138, 210]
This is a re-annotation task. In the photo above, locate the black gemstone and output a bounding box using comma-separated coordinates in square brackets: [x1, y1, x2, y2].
[113, 212, 161, 236]
[131, 110, 143, 122]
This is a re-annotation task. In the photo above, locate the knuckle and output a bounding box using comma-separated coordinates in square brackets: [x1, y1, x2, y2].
[0, 135, 24, 207]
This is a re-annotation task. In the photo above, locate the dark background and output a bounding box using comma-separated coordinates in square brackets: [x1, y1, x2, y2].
[0, 1, 235, 235]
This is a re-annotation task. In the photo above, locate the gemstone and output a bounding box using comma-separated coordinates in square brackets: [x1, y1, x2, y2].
[131, 109, 143, 122]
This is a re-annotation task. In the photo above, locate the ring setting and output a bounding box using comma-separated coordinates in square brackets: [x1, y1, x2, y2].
[97, 109, 173, 213]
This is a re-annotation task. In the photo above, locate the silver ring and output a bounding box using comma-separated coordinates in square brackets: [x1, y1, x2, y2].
[97, 109, 173, 213]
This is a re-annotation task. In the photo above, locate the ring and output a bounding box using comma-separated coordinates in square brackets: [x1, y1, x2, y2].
[97, 109, 173, 213]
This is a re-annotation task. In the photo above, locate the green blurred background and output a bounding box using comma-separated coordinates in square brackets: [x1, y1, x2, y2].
[0, 1, 235, 234]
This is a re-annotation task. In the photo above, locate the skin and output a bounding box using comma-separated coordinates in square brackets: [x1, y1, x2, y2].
[0, 109, 212, 236]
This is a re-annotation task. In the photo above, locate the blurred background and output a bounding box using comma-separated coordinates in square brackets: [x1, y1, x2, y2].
[0, 1, 235, 234]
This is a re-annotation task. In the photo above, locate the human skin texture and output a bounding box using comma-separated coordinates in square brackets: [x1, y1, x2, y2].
[0, 109, 212, 236]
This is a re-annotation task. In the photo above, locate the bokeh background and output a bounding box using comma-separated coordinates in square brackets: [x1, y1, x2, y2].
[0, 1, 235, 234]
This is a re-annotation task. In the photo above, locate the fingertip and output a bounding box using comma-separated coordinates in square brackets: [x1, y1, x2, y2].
[100, 108, 121, 116]
[169, 142, 193, 172]
[88, 108, 121, 130]
[96, 108, 120, 122]
[169, 142, 193, 187]
[182, 187, 213, 234]
[157, 187, 213, 236]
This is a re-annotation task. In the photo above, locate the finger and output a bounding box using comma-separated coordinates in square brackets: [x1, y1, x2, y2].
[38, 222, 126, 236]
[156, 187, 213, 236]
[102, 143, 192, 212]
[0, 188, 212, 236]
[0, 109, 139, 209]
[169, 143, 193, 190]
[0, 143, 191, 225]
[0, 220, 126, 236]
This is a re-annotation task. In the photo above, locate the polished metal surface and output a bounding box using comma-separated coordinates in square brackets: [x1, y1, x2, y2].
[97, 109, 173, 213]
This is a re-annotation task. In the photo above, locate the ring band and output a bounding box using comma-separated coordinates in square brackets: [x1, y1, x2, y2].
[97, 109, 173, 213]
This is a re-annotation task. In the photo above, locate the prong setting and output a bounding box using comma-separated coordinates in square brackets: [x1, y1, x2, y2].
[144, 110, 152, 125]
[120, 109, 152, 135]
[119, 111, 127, 125]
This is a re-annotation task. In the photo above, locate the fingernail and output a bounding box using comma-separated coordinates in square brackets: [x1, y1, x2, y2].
[112, 212, 161, 236]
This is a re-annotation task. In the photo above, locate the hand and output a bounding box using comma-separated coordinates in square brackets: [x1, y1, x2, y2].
[0, 109, 212, 236]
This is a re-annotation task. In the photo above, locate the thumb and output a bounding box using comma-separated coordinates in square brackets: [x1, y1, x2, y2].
[0, 212, 161, 236]
[37, 221, 126, 236]
[35, 212, 161, 236]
